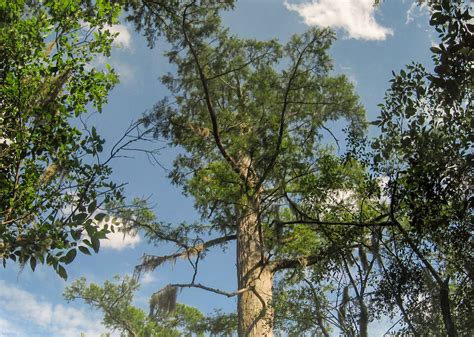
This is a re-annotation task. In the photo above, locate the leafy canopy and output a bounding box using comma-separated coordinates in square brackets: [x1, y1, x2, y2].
[64, 275, 237, 337]
[0, 0, 124, 278]
[138, 5, 365, 237]
[369, 0, 473, 334]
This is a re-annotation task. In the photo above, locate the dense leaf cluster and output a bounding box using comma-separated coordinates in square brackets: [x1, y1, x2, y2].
[64, 276, 237, 337]
[0, 0, 124, 278]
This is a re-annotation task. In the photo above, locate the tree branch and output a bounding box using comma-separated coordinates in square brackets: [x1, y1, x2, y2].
[68, 294, 138, 337]
[271, 242, 343, 273]
[207, 50, 273, 81]
[273, 218, 394, 228]
[167, 282, 251, 298]
[181, 3, 244, 180]
[255, 34, 319, 192]
[135, 234, 236, 274]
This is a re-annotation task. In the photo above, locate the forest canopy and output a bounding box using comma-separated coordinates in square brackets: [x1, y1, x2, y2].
[0, 1, 472, 336]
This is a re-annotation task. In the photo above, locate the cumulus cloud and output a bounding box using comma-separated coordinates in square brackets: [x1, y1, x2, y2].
[0, 317, 22, 337]
[141, 272, 157, 285]
[101, 224, 141, 250]
[107, 24, 132, 49]
[81, 22, 132, 49]
[82, 23, 135, 83]
[110, 59, 135, 83]
[90, 54, 135, 83]
[96, 217, 141, 250]
[0, 281, 117, 337]
[56, 198, 140, 251]
[285, 0, 393, 40]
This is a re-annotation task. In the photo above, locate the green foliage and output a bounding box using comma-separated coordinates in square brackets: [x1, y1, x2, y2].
[65, 275, 164, 337]
[273, 281, 333, 337]
[139, 15, 365, 235]
[0, 0, 124, 277]
[124, 2, 366, 334]
[367, 1, 473, 335]
[64, 275, 237, 337]
[272, 2, 472, 335]
[123, 0, 235, 49]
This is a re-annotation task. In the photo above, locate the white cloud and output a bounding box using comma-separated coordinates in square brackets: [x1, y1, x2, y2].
[82, 23, 135, 83]
[53, 206, 141, 251]
[141, 272, 157, 285]
[406, 2, 430, 24]
[107, 24, 132, 49]
[67, 213, 141, 251]
[0, 317, 23, 337]
[81, 22, 132, 50]
[101, 226, 141, 250]
[90, 54, 135, 84]
[99, 219, 141, 250]
[110, 59, 135, 83]
[285, 0, 394, 40]
[0, 281, 117, 337]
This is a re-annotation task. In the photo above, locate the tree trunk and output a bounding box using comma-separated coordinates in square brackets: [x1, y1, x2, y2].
[236, 198, 273, 337]
[439, 279, 458, 337]
[358, 298, 368, 337]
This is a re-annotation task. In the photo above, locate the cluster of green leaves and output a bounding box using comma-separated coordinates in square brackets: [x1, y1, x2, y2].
[273, 279, 333, 337]
[138, 9, 365, 234]
[0, 0, 124, 278]
[282, 1, 472, 336]
[270, 156, 383, 337]
[368, 1, 472, 335]
[64, 275, 237, 337]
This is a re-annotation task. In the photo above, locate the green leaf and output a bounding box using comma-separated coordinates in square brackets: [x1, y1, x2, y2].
[94, 212, 107, 222]
[79, 246, 91, 255]
[88, 200, 97, 213]
[30, 256, 37, 272]
[58, 265, 68, 280]
[85, 225, 96, 239]
[73, 212, 88, 224]
[64, 249, 77, 264]
[91, 236, 100, 253]
[71, 229, 82, 240]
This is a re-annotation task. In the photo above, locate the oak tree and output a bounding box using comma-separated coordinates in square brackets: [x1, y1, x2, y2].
[369, 1, 473, 335]
[0, 0, 124, 278]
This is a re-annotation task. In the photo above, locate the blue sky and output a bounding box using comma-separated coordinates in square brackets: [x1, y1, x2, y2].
[0, 1, 435, 336]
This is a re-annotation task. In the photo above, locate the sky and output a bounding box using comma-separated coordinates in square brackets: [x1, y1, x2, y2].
[0, 1, 435, 336]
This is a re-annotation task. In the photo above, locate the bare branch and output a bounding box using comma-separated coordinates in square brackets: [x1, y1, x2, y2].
[167, 282, 251, 298]
[321, 124, 340, 153]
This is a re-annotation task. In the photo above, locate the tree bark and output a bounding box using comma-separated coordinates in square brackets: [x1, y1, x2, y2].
[439, 279, 458, 337]
[358, 298, 368, 337]
[236, 198, 273, 337]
